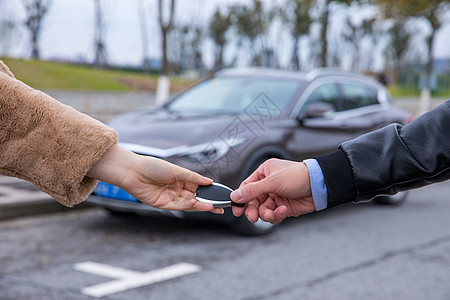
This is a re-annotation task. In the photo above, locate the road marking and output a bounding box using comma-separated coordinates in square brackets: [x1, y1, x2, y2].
[74, 261, 143, 279]
[74, 261, 201, 298]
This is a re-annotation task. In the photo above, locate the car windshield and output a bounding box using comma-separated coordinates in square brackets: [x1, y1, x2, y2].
[167, 77, 304, 113]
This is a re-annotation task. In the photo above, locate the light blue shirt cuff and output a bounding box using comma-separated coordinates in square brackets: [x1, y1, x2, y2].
[303, 159, 328, 211]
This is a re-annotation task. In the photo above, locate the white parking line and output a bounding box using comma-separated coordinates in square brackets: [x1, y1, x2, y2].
[74, 261, 202, 298]
[74, 261, 143, 279]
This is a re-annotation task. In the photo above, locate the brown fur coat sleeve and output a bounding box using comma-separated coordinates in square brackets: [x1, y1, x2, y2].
[0, 60, 118, 207]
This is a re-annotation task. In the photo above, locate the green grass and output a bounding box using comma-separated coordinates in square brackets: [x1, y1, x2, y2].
[388, 84, 449, 98]
[388, 85, 421, 98]
[0, 57, 194, 91]
[8, 57, 444, 97]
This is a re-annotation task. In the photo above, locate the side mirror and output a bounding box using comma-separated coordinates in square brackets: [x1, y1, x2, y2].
[301, 102, 335, 119]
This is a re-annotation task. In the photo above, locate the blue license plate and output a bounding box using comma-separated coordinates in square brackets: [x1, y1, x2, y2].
[94, 181, 138, 202]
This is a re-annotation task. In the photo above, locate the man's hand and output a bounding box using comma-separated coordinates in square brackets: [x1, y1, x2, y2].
[231, 158, 315, 224]
[87, 145, 223, 214]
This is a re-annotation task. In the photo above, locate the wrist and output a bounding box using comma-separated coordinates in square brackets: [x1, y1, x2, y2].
[87, 145, 137, 188]
[303, 159, 327, 211]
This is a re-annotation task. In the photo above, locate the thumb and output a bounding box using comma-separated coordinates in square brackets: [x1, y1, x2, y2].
[172, 165, 213, 186]
[231, 177, 274, 203]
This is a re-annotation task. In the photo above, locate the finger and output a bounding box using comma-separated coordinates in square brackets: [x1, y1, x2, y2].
[260, 206, 287, 224]
[232, 191, 270, 218]
[244, 200, 260, 223]
[232, 205, 245, 217]
[181, 196, 224, 214]
[176, 188, 222, 213]
[258, 198, 287, 224]
[173, 165, 213, 186]
[197, 175, 214, 185]
[240, 168, 263, 186]
[232, 177, 274, 203]
[267, 206, 288, 224]
[188, 202, 223, 214]
[239, 161, 271, 187]
[259, 207, 275, 223]
[170, 198, 215, 212]
[211, 207, 224, 215]
[258, 198, 276, 223]
[272, 206, 288, 223]
[230, 189, 243, 202]
[192, 201, 216, 212]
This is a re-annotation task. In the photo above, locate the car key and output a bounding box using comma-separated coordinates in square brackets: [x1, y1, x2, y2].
[195, 182, 245, 208]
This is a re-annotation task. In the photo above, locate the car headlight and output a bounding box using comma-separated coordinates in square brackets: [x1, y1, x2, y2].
[179, 137, 246, 162]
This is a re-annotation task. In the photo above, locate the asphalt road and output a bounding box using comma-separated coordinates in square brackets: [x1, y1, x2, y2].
[1, 181, 449, 300]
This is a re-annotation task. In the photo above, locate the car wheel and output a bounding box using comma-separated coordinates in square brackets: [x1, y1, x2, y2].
[231, 216, 275, 236]
[373, 191, 408, 205]
[104, 208, 136, 217]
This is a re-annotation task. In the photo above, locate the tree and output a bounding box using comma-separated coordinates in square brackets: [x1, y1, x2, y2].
[155, 0, 176, 104]
[168, 25, 204, 75]
[0, 20, 15, 55]
[158, 0, 176, 76]
[315, 0, 355, 67]
[376, 0, 450, 112]
[189, 27, 204, 74]
[93, 0, 108, 67]
[280, 0, 314, 70]
[385, 20, 412, 71]
[0, 1, 17, 56]
[342, 15, 378, 71]
[230, 0, 275, 66]
[137, 0, 150, 72]
[208, 8, 232, 71]
[21, 0, 52, 59]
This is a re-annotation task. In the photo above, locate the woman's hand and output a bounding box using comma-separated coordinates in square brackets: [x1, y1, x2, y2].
[87, 145, 223, 214]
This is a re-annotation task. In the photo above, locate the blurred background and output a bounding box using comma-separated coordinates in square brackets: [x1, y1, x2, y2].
[1, 2, 450, 299]
[1, 0, 449, 101]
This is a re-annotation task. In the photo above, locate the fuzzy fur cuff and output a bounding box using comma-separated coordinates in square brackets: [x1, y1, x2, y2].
[0, 60, 118, 207]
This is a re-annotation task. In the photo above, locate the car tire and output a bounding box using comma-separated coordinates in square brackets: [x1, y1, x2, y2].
[373, 191, 408, 205]
[104, 208, 136, 217]
[231, 216, 275, 236]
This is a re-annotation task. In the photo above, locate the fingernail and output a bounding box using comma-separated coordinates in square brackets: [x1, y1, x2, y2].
[214, 208, 224, 215]
[230, 189, 242, 201]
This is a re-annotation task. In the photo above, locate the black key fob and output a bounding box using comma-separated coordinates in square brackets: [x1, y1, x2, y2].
[196, 183, 245, 208]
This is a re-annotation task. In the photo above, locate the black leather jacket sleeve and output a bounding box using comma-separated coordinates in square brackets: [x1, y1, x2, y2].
[316, 100, 450, 208]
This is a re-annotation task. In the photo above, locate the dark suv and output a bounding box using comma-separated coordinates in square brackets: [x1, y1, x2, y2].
[88, 68, 413, 235]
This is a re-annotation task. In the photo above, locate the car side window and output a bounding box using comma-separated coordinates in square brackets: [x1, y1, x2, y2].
[341, 83, 379, 110]
[303, 83, 341, 112]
